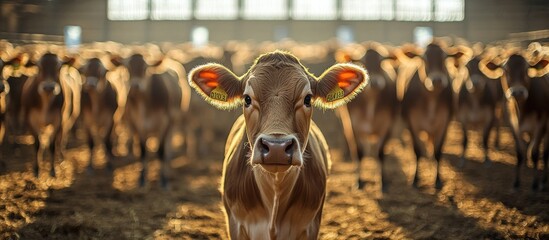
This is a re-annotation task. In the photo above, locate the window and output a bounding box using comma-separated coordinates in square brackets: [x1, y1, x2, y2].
[191, 26, 209, 48]
[108, 0, 148, 20]
[434, 0, 464, 21]
[151, 0, 192, 20]
[195, 0, 238, 20]
[341, 0, 394, 20]
[337, 25, 354, 44]
[396, 0, 432, 21]
[292, 0, 337, 20]
[242, 0, 288, 20]
[414, 27, 433, 47]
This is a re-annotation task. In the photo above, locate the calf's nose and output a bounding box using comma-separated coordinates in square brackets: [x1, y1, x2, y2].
[260, 137, 296, 165]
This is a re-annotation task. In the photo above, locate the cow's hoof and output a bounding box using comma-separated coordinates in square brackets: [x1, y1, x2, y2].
[139, 173, 146, 187]
[160, 177, 169, 191]
[484, 158, 492, 168]
[412, 178, 420, 189]
[381, 183, 389, 193]
[435, 179, 444, 190]
[357, 180, 366, 190]
[458, 157, 466, 168]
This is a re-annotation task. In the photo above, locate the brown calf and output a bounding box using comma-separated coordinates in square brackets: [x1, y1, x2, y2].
[78, 56, 119, 173]
[453, 47, 504, 167]
[189, 51, 367, 239]
[112, 53, 188, 188]
[21, 52, 80, 177]
[399, 43, 455, 189]
[338, 43, 399, 192]
[481, 50, 549, 190]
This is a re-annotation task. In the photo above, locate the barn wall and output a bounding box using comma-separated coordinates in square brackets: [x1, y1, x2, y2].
[7, 0, 549, 45]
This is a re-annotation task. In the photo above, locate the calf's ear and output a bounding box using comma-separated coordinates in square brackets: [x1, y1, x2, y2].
[188, 63, 243, 110]
[313, 63, 368, 109]
[528, 59, 549, 78]
[479, 59, 504, 79]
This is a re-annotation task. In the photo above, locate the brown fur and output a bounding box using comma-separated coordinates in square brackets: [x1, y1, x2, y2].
[115, 53, 187, 188]
[400, 43, 454, 189]
[499, 54, 549, 190]
[20, 52, 80, 177]
[79, 57, 119, 173]
[339, 47, 399, 192]
[189, 51, 367, 239]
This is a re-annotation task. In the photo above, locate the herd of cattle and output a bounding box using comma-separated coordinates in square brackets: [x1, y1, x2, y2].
[0, 38, 548, 238]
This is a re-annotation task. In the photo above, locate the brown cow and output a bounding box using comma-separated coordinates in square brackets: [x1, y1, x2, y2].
[112, 52, 189, 188]
[453, 46, 504, 167]
[78, 56, 120, 173]
[337, 43, 399, 192]
[188, 51, 367, 239]
[21, 52, 80, 177]
[399, 42, 455, 189]
[481, 49, 549, 190]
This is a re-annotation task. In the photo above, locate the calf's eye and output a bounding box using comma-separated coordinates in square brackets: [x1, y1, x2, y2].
[244, 95, 252, 107]
[304, 95, 312, 107]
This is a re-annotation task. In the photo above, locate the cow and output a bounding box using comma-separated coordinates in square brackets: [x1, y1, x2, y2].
[336, 43, 399, 192]
[480, 48, 549, 190]
[78, 56, 120, 173]
[3, 52, 31, 142]
[399, 42, 455, 189]
[20, 51, 80, 177]
[452, 46, 504, 167]
[188, 50, 367, 239]
[111, 52, 189, 188]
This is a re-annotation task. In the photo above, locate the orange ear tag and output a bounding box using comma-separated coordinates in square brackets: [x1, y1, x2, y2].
[326, 86, 344, 102]
[210, 86, 228, 102]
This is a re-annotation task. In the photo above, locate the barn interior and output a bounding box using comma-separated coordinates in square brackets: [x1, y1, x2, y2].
[1, 0, 549, 239]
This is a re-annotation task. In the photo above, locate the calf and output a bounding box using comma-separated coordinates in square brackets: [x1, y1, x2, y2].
[481, 51, 549, 190]
[454, 49, 503, 166]
[112, 53, 187, 188]
[400, 43, 455, 189]
[338, 43, 399, 192]
[189, 51, 367, 239]
[21, 52, 80, 177]
[78, 57, 119, 172]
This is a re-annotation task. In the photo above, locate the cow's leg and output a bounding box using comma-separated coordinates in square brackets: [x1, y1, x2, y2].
[33, 133, 40, 177]
[409, 129, 422, 188]
[530, 126, 546, 191]
[482, 118, 495, 167]
[86, 130, 95, 174]
[541, 133, 549, 191]
[434, 123, 449, 190]
[460, 123, 468, 168]
[494, 107, 502, 150]
[104, 122, 115, 172]
[378, 132, 391, 193]
[513, 135, 526, 190]
[356, 142, 365, 189]
[49, 131, 62, 178]
[158, 127, 171, 189]
[139, 138, 147, 187]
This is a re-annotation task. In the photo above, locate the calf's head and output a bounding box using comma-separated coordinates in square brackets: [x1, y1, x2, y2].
[422, 43, 451, 92]
[189, 51, 367, 172]
[80, 58, 109, 93]
[31, 53, 74, 97]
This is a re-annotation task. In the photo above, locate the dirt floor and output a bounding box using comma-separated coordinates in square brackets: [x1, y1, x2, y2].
[1, 112, 548, 239]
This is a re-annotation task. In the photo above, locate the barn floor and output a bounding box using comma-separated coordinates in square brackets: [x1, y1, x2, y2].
[1, 121, 548, 240]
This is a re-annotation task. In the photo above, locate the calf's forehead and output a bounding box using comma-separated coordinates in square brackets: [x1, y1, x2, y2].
[247, 64, 311, 99]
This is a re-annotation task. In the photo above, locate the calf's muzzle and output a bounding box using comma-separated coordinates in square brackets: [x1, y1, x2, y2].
[252, 135, 301, 166]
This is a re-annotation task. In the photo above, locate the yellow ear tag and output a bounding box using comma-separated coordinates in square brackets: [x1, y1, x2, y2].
[326, 86, 344, 102]
[210, 86, 228, 102]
